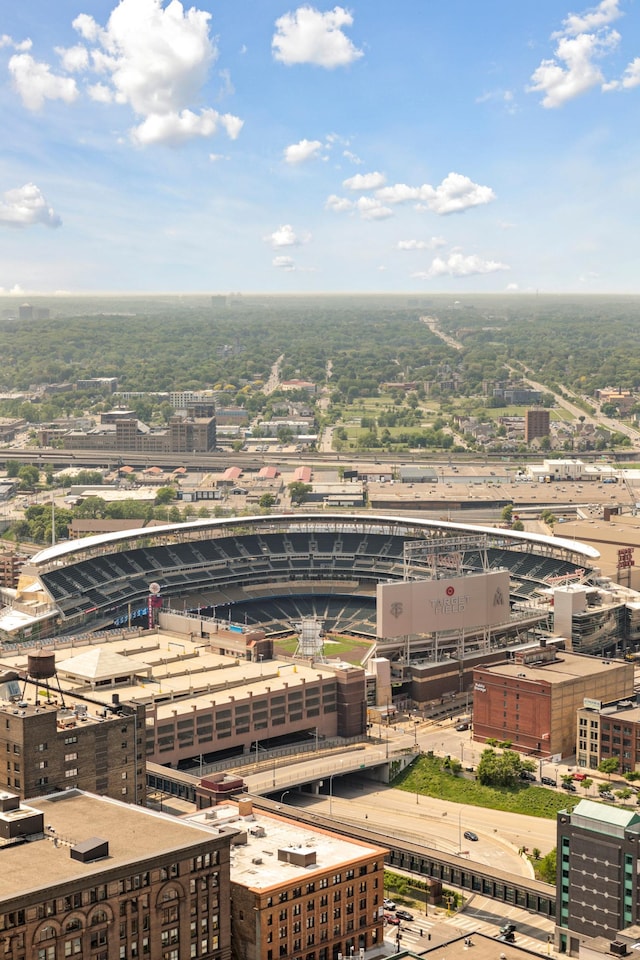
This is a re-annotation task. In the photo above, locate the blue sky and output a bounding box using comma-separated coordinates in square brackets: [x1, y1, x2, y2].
[2, 0, 640, 294]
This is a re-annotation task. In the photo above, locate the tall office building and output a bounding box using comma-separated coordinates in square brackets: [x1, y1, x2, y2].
[525, 408, 550, 443]
[556, 798, 640, 955]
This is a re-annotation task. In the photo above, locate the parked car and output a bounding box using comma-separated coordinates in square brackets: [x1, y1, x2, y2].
[383, 899, 396, 911]
[455, 722, 469, 732]
[463, 830, 479, 841]
[541, 776, 557, 787]
[561, 781, 577, 792]
[572, 772, 588, 781]
[384, 913, 401, 925]
[500, 923, 516, 936]
[395, 910, 414, 922]
[600, 791, 616, 801]
[520, 771, 537, 782]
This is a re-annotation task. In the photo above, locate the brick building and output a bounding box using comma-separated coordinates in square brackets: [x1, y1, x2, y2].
[576, 696, 640, 773]
[525, 408, 550, 443]
[0, 662, 147, 803]
[186, 798, 386, 960]
[0, 789, 231, 960]
[473, 643, 633, 758]
[0, 634, 367, 771]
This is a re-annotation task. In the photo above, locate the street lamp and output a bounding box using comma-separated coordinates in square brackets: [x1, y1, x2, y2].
[279, 790, 291, 804]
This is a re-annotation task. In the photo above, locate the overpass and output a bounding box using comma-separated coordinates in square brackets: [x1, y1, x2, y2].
[253, 795, 557, 920]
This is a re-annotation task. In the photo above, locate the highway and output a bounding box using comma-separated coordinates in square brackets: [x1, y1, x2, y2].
[296, 783, 542, 878]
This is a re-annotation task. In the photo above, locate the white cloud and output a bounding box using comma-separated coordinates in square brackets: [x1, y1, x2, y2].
[355, 197, 393, 220]
[605, 56, 640, 90]
[0, 35, 32, 52]
[0, 284, 26, 296]
[272, 5, 363, 68]
[397, 237, 446, 251]
[265, 224, 310, 247]
[87, 82, 113, 103]
[528, 0, 624, 107]
[55, 44, 90, 72]
[66, 0, 242, 146]
[342, 171, 386, 191]
[413, 251, 509, 279]
[325, 194, 353, 212]
[72, 13, 103, 42]
[217, 68, 234, 99]
[284, 138, 323, 164]
[0, 183, 61, 228]
[376, 183, 420, 204]
[324, 193, 393, 219]
[377, 172, 495, 215]
[8, 53, 78, 111]
[557, 0, 622, 38]
[343, 149, 362, 165]
[620, 57, 640, 88]
[273, 256, 296, 270]
[528, 31, 616, 107]
[130, 108, 242, 147]
[505, 283, 520, 291]
[427, 172, 496, 214]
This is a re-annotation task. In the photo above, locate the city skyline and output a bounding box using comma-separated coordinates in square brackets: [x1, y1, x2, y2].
[2, 0, 640, 295]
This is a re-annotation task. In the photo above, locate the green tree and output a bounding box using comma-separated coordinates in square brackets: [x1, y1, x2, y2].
[288, 481, 312, 505]
[155, 486, 176, 505]
[477, 748, 523, 787]
[616, 787, 633, 805]
[537, 848, 556, 884]
[598, 757, 620, 779]
[259, 493, 276, 510]
[18, 465, 39, 490]
[501, 504, 513, 524]
[74, 496, 107, 519]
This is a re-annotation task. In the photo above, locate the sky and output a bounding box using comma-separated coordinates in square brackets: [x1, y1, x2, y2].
[2, 0, 640, 295]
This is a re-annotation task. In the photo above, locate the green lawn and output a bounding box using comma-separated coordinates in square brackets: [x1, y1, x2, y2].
[394, 755, 580, 818]
[274, 635, 371, 663]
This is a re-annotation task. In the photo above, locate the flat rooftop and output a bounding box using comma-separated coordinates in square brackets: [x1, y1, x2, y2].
[0, 790, 218, 901]
[416, 930, 545, 958]
[476, 650, 630, 684]
[184, 801, 386, 892]
[0, 630, 344, 718]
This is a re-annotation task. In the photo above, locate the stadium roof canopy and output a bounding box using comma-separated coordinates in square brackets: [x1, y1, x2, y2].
[28, 512, 600, 570]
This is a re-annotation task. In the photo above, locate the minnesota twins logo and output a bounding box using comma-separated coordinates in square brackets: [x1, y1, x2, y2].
[390, 602, 403, 619]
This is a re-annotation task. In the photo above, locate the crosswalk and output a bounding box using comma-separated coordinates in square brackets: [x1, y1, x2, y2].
[383, 913, 553, 957]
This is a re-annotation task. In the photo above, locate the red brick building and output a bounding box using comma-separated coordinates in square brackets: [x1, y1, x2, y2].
[473, 643, 632, 758]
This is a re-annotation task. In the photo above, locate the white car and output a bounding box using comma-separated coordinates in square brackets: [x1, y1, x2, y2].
[383, 899, 396, 911]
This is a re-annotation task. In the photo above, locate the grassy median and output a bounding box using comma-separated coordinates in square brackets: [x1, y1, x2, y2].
[394, 755, 579, 818]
